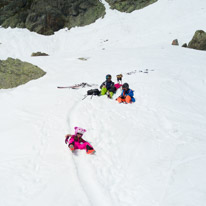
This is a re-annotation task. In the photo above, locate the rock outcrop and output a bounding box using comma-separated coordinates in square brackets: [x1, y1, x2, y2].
[31, 52, 49, 56]
[0, 0, 105, 35]
[188, 30, 206, 51]
[0, 58, 46, 89]
[105, 0, 158, 13]
[172, 39, 179, 46]
[182, 43, 187, 48]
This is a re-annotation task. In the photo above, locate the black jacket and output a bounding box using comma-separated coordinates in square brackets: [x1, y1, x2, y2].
[100, 80, 115, 92]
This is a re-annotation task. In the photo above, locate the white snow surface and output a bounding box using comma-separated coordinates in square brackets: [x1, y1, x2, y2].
[0, 0, 206, 205]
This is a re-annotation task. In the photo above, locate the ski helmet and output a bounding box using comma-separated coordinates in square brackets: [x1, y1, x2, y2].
[74, 127, 86, 135]
[122, 83, 129, 90]
[106, 74, 112, 80]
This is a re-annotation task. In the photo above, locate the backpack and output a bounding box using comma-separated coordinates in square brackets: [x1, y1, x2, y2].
[87, 89, 100, 96]
[82, 89, 100, 100]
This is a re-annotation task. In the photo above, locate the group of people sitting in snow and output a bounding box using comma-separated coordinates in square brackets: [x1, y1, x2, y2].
[100, 74, 135, 103]
[65, 74, 135, 154]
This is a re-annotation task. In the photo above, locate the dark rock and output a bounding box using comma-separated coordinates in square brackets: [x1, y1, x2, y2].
[188, 30, 206, 51]
[31, 52, 49, 56]
[0, 58, 46, 89]
[172, 39, 179, 46]
[0, 0, 12, 9]
[78, 57, 88, 61]
[182, 43, 187, 48]
[0, 0, 105, 35]
[105, 0, 158, 13]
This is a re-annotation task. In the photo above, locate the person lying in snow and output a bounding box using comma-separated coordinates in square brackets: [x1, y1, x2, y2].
[65, 127, 95, 154]
[100, 74, 116, 98]
[116, 83, 135, 104]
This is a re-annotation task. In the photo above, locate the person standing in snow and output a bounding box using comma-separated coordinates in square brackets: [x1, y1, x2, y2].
[116, 83, 135, 104]
[65, 127, 95, 154]
[100, 74, 116, 98]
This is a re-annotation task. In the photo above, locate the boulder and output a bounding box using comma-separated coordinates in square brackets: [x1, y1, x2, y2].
[31, 52, 49, 56]
[105, 0, 158, 13]
[0, 58, 46, 89]
[188, 30, 206, 51]
[0, 0, 105, 35]
[0, 0, 12, 9]
[78, 57, 88, 61]
[172, 39, 179, 46]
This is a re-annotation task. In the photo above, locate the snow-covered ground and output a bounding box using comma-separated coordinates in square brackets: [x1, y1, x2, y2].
[0, 0, 206, 205]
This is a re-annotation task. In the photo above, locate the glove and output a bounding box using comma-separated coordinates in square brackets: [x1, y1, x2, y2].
[65, 137, 69, 144]
[65, 135, 71, 144]
[118, 96, 125, 99]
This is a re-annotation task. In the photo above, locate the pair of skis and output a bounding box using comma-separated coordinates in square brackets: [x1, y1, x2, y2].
[57, 82, 98, 89]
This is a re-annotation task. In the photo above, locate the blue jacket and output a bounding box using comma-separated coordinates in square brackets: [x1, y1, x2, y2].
[120, 89, 135, 102]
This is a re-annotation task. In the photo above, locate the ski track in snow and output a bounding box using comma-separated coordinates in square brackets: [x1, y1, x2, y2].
[66, 96, 114, 206]
[66, 91, 175, 206]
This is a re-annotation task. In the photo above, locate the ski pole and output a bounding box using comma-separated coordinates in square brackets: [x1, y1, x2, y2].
[82, 95, 88, 100]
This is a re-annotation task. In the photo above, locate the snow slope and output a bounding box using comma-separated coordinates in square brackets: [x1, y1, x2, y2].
[0, 0, 206, 205]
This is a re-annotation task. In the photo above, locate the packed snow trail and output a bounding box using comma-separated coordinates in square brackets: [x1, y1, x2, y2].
[66, 96, 114, 206]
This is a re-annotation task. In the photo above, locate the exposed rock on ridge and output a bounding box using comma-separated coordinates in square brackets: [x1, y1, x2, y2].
[105, 0, 158, 13]
[0, 0, 105, 35]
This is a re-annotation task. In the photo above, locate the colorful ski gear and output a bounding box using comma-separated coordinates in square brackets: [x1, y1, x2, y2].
[101, 87, 114, 98]
[86, 145, 95, 154]
[117, 88, 135, 103]
[117, 95, 132, 103]
[74, 127, 86, 135]
[114, 83, 122, 89]
[106, 74, 112, 80]
[69, 144, 75, 151]
[67, 135, 94, 152]
[65, 135, 71, 144]
[122, 83, 129, 90]
[100, 80, 115, 91]
[65, 127, 95, 154]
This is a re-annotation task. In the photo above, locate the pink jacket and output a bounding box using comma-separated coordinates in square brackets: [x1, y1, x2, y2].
[68, 135, 93, 150]
[114, 83, 122, 89]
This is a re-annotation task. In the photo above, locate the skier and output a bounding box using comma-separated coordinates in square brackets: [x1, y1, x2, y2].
[116, 83, 135, 103]
[100, 74, 116, 98]
[65, 127, 95, 154]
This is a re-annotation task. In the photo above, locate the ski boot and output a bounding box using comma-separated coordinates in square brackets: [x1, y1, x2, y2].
[69, 144, 75, 151]
[107, 91, 113, 99]
[86, 145, 95, 154]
